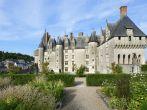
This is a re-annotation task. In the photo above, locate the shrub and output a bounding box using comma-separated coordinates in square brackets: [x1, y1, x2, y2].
[0, 77, 11, 90]
[9, 74, 36, 85]
[30, 76, 64, 101]
[86, 74, 118, 86]
[141, 65, 147, 73]
[0, 85, 55, 110]
[0, 74, 36, 85]
[76, 65, 85, 77]
[101, 80, 116, 97]
[115, 74, 130, 100]
[46, 74, 75, 87]
[109, 97, 128, 110]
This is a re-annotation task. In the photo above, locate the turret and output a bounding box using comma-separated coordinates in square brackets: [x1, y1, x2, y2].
[88, 31, 98, 73]
[55, 38, 63, 73]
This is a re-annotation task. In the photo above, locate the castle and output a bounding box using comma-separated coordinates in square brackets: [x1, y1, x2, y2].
[34, 6, 147, 74]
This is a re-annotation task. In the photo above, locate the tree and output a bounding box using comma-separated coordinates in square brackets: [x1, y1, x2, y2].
[76, 65, 85, 77]
[41, 62, 49, 75]
[8, 63, 21, 74]
[111, 62, 123, 74]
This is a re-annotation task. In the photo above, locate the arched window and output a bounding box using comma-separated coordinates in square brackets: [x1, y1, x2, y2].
[118, 54, 120, 64]
[129, 36, 131, 41]
[138, 55, 141, 64]
[128, 54, 130, 64]
[123, 55, 125, 64]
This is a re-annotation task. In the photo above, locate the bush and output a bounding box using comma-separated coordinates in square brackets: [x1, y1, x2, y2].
[30, 76, 64, 101]
[0, 77, 11, 90]
[46, 74, 75, 87]
[0, 74, 36, 85]
[115, 74, 130, 100]
[76, 65, 85, 77]
[86, 74, 117, 86]
[109, 97, 128, 110]
[0, 85, 55, 110]
[141, 65, 147, 73]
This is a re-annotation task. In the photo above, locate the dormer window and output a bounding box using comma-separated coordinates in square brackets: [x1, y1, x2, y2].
[129, 36, 131, 41]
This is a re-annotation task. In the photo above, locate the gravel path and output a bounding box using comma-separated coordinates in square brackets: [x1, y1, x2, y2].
[61, 78, 110, 110]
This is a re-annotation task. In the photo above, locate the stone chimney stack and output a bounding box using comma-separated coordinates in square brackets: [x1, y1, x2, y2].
[120, 6, 127, 17]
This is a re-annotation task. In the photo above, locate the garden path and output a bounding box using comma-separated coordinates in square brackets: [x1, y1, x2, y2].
[61, 77, 109, 110]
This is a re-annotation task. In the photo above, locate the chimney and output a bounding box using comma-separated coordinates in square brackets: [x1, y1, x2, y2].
[78, 32, 84, 36]
[120, 6, 127, 17]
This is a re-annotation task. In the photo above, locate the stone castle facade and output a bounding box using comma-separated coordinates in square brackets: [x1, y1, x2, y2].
[34, 6, 147, 74]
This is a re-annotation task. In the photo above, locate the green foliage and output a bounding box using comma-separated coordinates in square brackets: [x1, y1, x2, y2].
[111, 63, 123, 74]
[76, 65, 85, 77]
[42, 62, 49, 75]
[46, 74, 75, 87]
[109, 97, 128, 110]
[30, 76, 64, 101]
[141, 64, 147, 73]
[115, 74, 130, 100]
[86, 74, 128, 86]
[0, 74, 36, 85]
[0, 85, 55, 110]
[101, 80, 116, 97]
[101, 74, 147, 110]
[0, 77, 11, 89]
[8, 63, 22, 74]
[128, 74, 147, 110]
[0, 51, 34, 62]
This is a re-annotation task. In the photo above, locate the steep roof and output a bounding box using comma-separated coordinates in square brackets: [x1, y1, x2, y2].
[56, 37, 63, 45]
[89, 31, 98, 42]
[110, 16, 146, 37]
[39, 32, 50, 48]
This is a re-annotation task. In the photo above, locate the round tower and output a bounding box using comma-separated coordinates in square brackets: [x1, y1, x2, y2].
[88, 31, 98, 73]
[55, 37, 63, 73]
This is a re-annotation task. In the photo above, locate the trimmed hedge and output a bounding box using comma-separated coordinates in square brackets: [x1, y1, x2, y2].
[0, 74, 36, 85]
[86, 74, 130, 86]
[46, 74, 75, 87]
[141, 65, 147, 72]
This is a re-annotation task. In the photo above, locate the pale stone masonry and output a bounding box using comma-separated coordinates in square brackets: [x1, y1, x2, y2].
[34, 6, 147, 74]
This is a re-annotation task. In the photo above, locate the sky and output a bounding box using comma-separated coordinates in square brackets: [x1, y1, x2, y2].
[0, 0, 147, 59]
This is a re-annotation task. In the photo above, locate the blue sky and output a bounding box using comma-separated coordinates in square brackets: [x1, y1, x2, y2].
[0, 0, 147, 59]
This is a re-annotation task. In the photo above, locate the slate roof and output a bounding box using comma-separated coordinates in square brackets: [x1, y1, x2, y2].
[109, 16, 146, 37]
[89, 31, 98, 42]
[56, 37, 63, 45]
[39, 32, 50, 48]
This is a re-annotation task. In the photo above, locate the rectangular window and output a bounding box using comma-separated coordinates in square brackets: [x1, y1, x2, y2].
[72, 55, 74, 59]
[65, 50, 68, 53]
[72, 61, 74, 65]
[65, 55, 68, 59]
[65, 67, 68, 71]
[86, 61, 89, 65]
[129, 36, 131, 41]
[86, 55, 89, 59]
[118, 36, 121, 40]
[86, 68, 89, 72]
[65, 61, 68, 65]
[139, 37, 141, 40]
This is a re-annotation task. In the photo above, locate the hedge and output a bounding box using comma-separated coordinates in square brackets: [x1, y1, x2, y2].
[86, 74, 130, 86]
[141, 65, 147, 72]
[46, 74, 75, 87]
[0, 74, 36, 85]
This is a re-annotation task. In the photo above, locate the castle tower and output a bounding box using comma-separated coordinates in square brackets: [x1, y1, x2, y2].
[88, 31, 98, 73]
[55, 38, 63, 73]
